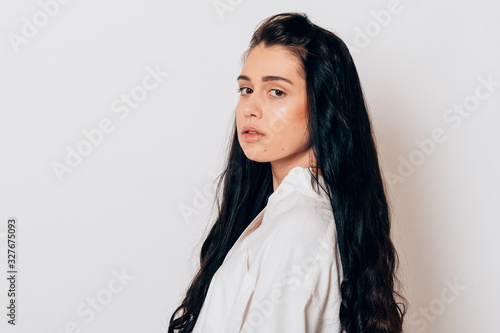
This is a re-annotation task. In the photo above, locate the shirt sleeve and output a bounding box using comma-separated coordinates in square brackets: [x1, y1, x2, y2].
[237, 204, 341, 333]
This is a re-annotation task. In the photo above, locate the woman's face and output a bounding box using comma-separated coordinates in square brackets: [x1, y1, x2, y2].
[236, 43, 311, 167]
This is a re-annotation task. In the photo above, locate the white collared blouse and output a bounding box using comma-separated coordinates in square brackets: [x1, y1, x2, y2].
[192, 166, 343, 333]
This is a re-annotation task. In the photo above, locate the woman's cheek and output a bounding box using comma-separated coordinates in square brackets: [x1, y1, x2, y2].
[267, 106, 291, 134]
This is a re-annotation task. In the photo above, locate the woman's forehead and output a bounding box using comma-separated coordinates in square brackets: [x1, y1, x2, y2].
[241, 44, 305, 82]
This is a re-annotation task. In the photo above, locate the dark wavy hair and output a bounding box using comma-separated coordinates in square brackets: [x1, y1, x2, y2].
[168, 12, 407, 333]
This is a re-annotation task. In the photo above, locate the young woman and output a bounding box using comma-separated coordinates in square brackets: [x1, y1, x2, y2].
[168, 12, 407, 333]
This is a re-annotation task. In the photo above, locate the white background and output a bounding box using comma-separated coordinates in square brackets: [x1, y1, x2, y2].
[0, 0, 499, 332]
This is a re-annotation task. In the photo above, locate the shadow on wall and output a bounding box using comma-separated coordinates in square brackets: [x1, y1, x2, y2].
[365, 46, 477, 332]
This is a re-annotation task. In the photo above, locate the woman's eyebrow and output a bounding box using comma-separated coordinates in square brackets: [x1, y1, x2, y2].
[237, 75, 293, 86]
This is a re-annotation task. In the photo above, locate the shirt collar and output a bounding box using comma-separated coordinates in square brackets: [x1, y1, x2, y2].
[266, 166, 330, 212]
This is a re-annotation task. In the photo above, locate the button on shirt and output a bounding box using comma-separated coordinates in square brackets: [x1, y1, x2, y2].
[192, 166, 343, 333]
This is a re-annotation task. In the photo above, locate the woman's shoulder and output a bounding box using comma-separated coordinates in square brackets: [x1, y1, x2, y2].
[266, 188, 334, 234]
[262, 191, 337, 256]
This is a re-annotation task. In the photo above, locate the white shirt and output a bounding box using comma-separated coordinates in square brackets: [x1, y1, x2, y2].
[192, 166, 343, 333]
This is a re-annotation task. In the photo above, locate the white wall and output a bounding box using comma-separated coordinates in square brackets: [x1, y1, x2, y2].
[0, 0, 498, 332]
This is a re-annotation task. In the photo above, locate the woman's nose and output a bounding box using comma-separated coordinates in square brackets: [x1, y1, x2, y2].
[242, 92, 263, 118]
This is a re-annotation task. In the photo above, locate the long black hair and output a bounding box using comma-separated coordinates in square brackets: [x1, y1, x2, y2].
[168, 12, 407, 333]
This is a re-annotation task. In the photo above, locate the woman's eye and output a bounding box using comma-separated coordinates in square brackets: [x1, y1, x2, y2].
[270, 89, 286, 97]
[237, 87, 252, 95]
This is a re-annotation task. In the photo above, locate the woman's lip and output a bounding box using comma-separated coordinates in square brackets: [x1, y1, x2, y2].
[241, 125, 265, 135]
[241, 132, 265, 143]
